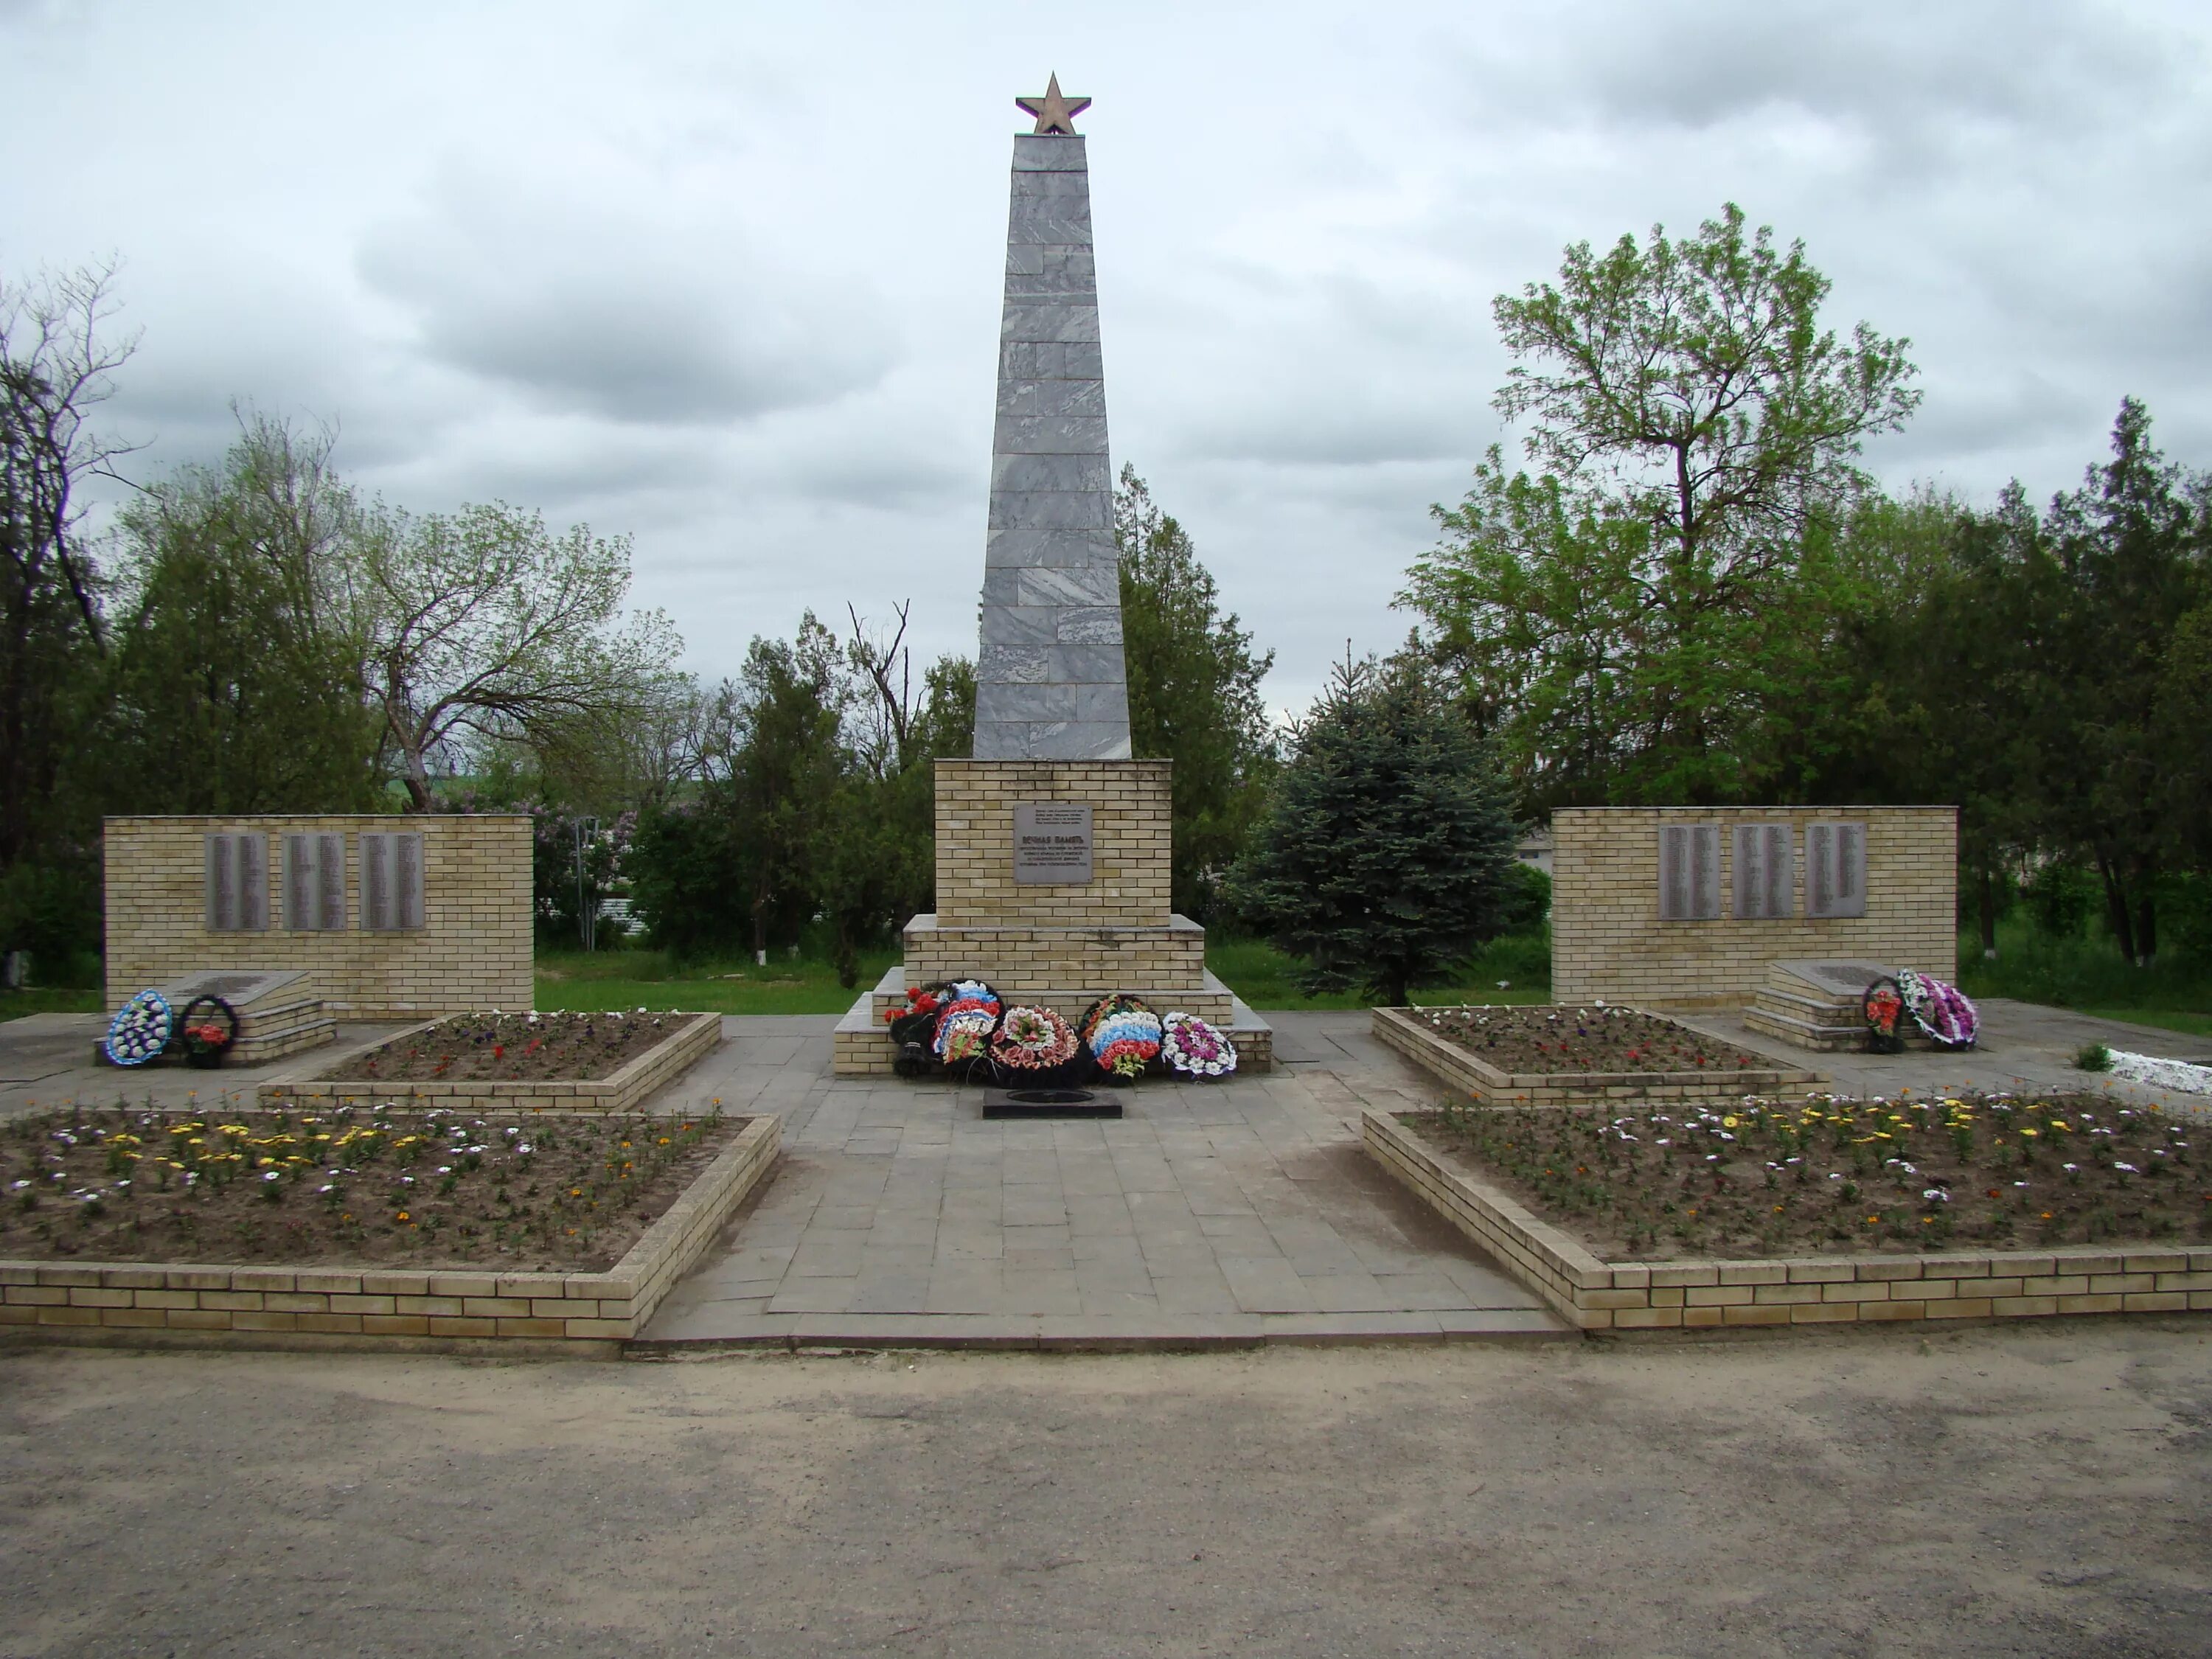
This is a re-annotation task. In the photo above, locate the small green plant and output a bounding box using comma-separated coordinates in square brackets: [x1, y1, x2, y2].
[2076, 1043, 2112, 1072]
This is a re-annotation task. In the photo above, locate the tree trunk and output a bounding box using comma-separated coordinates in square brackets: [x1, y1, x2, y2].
[1978, 864, 1998, 961]
[2096, 852, 2138, 964]
[2135, 890, 2157, 968]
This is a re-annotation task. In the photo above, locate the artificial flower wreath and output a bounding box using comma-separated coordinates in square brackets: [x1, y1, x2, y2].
[1081, 992, 1162, 1080]
[103, 989, 174, 1067]
[1161, 1012, 1237, 1079]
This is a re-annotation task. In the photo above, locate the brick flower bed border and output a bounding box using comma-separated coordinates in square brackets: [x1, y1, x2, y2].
[1363, 1108, 2212, 1333]
[1372, 1006, 1823, 1104]
[0, 1113, 779, 1355]
[255, 1010, 723, 1113]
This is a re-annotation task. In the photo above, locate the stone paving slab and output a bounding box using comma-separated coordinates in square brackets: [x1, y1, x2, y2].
[644, 1011, 1564, 1345]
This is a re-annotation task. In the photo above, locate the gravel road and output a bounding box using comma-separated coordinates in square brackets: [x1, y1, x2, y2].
[3, 1323, 2209, 1656]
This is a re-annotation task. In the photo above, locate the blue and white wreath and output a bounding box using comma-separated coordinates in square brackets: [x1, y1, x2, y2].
[103, 989, 174, 1067]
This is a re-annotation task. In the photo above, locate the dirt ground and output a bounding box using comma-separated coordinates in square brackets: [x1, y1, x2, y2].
[3, 1324, 2208, 1658]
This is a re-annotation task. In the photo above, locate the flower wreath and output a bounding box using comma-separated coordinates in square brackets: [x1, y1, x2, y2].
[884, 983, 950, 1048]
[1861, 977, 1907, 1054]
[1161, 1012, 1237, 1079]
[1080, 992, 1161, 1080]
[932, 978, 1003, 1066]
[1895, 969, 1979, 1049]
[104, 989, 174, 1067]
[990, 1004, 1086, 1084]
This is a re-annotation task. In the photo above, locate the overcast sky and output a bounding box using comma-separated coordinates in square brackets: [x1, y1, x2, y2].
[6, 1, 2210, 714]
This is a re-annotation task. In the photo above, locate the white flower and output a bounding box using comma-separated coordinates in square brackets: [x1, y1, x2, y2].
[262, 1171, 280, 1183]
[1922, 1188, 1949, 1202]
[2113, 1161, 2139, 1173]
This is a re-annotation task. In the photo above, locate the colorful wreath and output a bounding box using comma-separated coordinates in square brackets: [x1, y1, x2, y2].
[104, 989, 174, 1067]
[1161, 1012, 1237, 1079]
[932, 978, 1003, 1065]
[1080, 993, 1161, 1080]
[884, 983, 950, 1048]
[1861, 976, 1907, 1054]
[990, 1005, 1082, 1074]
[1896, 969, 1980, 1049]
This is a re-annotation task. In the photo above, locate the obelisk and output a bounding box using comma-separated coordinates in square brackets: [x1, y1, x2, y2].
[830, 80, 1270, 1077]
[972, 72, 1130, 762]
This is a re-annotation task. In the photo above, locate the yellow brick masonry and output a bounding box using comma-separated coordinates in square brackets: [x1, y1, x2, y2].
[0, 1115, 779, 1353]
[1552, 806, 1957, 1011]
[1363, 1110, 2212, 1332]
[257, 1011, 722, 1112]
[933, 759, 1173, 929]
[103, 815, 532, 1020]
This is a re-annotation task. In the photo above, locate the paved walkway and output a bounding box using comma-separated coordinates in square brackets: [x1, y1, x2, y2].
[641, 1012, 1562, 1346]
[8, 995, 2207, 1349]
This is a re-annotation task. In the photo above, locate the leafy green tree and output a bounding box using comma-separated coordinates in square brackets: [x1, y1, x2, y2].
[1229, 656, 1517, 1006]
[1, 265, 133, 969]
[97, 417, 382, 813]
[1402, 204, 1919, 806]
[1113, 466, 1276, 916]
[352, 501, 681, 811]
[2038, 398, 2208, 963]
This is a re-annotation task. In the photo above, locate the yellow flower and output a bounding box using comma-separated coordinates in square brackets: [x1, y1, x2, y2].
[1722, 1116, 1739, 1129]
[2020, 1128, 2039, 1138]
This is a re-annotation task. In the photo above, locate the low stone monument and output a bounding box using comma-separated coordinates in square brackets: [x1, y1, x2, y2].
[835, 80, 1269, 1075]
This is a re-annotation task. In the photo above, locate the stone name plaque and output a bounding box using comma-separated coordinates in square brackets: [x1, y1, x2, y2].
[1013, 802, 1093, 885]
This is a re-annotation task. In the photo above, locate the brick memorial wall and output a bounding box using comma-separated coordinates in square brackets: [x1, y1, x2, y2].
[1551, 805, 1957, 1010]
[103, 815, 532, 1020]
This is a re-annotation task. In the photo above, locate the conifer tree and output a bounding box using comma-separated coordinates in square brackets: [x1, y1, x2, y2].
[1231, 657, 1517, 1006]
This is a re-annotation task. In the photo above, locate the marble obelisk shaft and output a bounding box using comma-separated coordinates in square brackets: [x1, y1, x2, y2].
[971, 133, 1131, 761]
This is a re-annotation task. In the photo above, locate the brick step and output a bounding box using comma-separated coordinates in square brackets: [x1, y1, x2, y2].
[1742, 1004, 1875, 1053]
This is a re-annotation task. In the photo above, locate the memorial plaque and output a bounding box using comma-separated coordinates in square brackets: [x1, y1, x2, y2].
[1013, 801, 1093, 884]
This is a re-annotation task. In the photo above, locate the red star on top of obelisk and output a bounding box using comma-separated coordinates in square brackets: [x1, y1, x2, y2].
[1016, 73, 1090, 136]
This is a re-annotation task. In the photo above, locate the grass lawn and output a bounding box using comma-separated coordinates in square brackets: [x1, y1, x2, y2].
[532, 933, 1555, 1016]
[535, 948, 901, 1015]
[1206, 933, 1553, 1011]
[1955, 919, 2211, 1043]
[0, 987, 103, 1022]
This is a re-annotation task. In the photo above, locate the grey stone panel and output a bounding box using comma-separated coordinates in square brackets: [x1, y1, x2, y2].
[1005, 209, 1093, 245]
[1004, 250, 1097, 299]
[987, 490, 1110, 532]
[979, 605, 1060, 646]
[1011, 135, 1088, 171]
[1048, 644, 1127, 684]
[992, 414, 1110, 454]
[997, 378, 1107, 417]
[1036, 722, 1133, 760]
[980, 682, 1081, 723]
[970, 719, 1131, 762]
[990, 453, 1110, 493]
[978, 644, 1051, 683]
[1075, 683, 1130, 724]
[997, 341, 1107, 381]
[980, 566, 1026, 605]
[1005, 245, 1044, 275]
[999, 302, 1101, 344]
[984, 525, 1117, 567]
[1056, 606, 1123, 644]
[1011, 168, 1092, 199]
[1015, 566, 1119, 607]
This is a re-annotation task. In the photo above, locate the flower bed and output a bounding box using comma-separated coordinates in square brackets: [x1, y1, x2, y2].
[1408, 1091, 2206, 1259]
[2, 1105, 781, 1351]
[1363, 1108, 2212, 1332]
[1, 1102, 742, 1271]
[326, 1009, 681, 1082]
[1372, 1005, 1820, 1103]
[260, 1010, 721, 1114]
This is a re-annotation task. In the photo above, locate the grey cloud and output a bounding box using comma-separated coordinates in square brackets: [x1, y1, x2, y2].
[356, 171, 896, 425]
